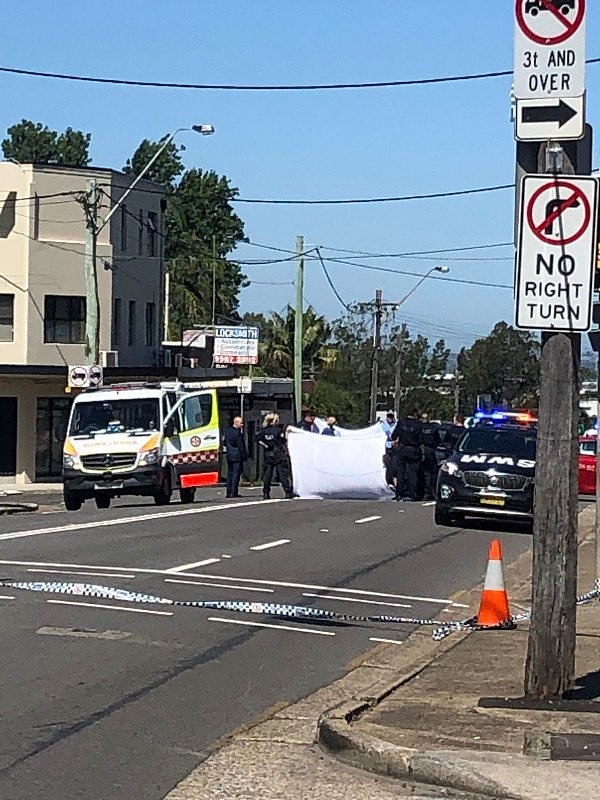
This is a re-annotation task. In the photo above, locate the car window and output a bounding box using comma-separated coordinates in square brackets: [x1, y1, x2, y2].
[458, 429, 537, 459]
[580, 440, 597, 455]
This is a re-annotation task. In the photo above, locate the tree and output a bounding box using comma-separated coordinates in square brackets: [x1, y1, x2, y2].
[123, 139, 184, 188]
[457, 322, 540, 411]
[2, 119, 91, 166]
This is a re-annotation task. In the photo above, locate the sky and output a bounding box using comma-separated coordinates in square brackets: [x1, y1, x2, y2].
[2, 1, 599, 350]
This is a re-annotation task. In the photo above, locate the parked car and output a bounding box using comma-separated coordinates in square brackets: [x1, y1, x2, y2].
[579, 435, 596, 496]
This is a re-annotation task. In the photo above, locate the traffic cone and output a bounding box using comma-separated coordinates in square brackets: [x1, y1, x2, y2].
[476, 539, 511, 627]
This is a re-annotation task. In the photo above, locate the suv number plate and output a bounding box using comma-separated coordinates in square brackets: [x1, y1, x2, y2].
[480, 496, 505, 507]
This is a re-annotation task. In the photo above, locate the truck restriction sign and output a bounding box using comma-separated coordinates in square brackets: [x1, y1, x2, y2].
[514, 0, 586, 100]
[516, 175, 598, 331]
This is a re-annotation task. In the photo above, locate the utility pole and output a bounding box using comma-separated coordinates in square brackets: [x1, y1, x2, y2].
[294, 235, 304, 422]
[369, 290, 383, 424]
[78, 179, 100, 365]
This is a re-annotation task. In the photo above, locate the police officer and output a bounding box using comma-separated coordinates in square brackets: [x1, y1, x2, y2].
[224, 416, 248, 498]
[391, 409, 424, 502]
[255, 412, 294, 500]
[419, 412, 440, 501]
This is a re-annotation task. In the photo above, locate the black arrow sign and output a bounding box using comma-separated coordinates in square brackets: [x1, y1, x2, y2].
[521, 100, 578, 128]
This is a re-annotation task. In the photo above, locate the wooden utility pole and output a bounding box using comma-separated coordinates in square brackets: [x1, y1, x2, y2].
[294, 235, 304, 422]
[369, 290, 383, 424]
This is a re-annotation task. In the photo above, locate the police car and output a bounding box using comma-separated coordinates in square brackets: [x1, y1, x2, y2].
[434, 414, 536, 527]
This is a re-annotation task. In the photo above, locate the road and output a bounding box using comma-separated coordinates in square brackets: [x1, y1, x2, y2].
[0, 488, 532, 800]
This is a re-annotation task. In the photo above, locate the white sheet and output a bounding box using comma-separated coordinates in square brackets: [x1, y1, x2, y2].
[287, 425, 393, 500]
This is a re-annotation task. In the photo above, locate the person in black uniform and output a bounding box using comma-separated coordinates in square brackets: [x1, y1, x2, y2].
[224, 416, 248, 498]
[391, 409, 424, 502]
[445, 413, 466, 453]
[255, 412, 294, 500]
[419, 412, 441, 500]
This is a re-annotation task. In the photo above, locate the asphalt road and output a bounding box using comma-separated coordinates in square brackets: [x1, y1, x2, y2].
[0, 488, 533, 800]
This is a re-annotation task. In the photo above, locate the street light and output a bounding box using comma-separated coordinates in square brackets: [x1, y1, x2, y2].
[81, 124, 214, 365]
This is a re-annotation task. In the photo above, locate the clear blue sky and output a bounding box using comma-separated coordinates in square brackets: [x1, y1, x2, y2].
[2, 1, 599, 349]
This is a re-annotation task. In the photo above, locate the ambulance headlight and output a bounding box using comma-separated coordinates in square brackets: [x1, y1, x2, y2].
[63, 454, 80, 470]
[140, 448, 160, 465]
[440, 461, 463, 478]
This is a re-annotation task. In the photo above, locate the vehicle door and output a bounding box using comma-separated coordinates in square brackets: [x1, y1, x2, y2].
[162, 390, 221, 488]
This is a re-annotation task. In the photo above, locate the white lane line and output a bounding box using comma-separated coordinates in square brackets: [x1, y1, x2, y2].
[164, 558, 220, 574]
[164, 578, 274, 593]
[0, 595, 15, 600]
[0, 559, 464, 606]
[27, 569, 136, 579]
[221, 554, 232, 559]
[354, 515, 381, 525]
[369, 637, 404, 645]
[320, 529, 330, 533]
[250, 539, 290, 551]
[302, 593, 411, 609]
[207, 616, 335, 636]
[0, 499, 283, 542]
[46, 600, 173, 616]
[422, 501, 436, 507]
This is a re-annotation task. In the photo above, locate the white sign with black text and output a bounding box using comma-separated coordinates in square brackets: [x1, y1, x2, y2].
[515, 174, 598, 331]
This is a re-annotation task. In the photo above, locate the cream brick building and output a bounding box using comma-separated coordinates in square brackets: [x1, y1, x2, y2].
[0, 162, 166, 483]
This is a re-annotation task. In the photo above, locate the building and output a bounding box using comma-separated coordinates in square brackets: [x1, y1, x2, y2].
[0, 162, 165, 483]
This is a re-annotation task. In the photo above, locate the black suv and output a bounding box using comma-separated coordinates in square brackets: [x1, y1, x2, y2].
[435, 425, 536, 526]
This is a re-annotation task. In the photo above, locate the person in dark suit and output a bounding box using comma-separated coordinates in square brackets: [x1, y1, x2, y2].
[224, 416, 248, 498]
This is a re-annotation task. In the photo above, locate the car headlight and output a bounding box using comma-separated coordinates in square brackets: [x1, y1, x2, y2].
[139, 448, 160, 465]
[440, 461, 463, 478]
[63, 454, 80, 470]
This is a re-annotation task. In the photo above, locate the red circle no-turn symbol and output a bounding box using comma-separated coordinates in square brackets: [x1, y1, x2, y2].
[526, 180, 591, 246]
[515, 0, 585, 46]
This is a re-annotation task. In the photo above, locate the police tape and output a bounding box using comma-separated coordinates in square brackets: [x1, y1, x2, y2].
[432, 587, 600, 641]
[0, 578, 446, 628]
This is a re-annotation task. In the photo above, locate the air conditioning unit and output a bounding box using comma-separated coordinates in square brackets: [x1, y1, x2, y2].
[100, 350, 119, 368]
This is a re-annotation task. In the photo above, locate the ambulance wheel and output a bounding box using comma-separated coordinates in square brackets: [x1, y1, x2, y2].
[434, 505, 452, 526]
[95, 494, 111, 510]
[180, 488, 196, 504]
[154, 474, 172, 506]
[64, 491, 83, 512]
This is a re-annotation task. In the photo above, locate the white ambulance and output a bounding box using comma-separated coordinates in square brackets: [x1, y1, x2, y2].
[62, 382, 221, 511]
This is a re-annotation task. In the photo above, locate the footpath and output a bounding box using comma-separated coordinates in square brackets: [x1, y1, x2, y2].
[164, 505, 600, 800]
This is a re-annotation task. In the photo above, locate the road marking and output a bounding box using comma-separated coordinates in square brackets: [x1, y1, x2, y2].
[221, 554, 232, 559]
[250, 539, 290, 551]
[320, 528, 330, 533]
[0, 499, 282, 542]
[0, 595, 15, 600]
[0, 559, 463, 606]
[302, 593, 411, 609]
[369, 637, 404, 645]
[164, 578, 273, 593]
[27, 569, 136, 579]
[207, 616, 335, 636]
[164, 558, 221, 573]
[354, 516, 381, 524]
[422, 501, 436, 507]
[46, 600, 173, 616]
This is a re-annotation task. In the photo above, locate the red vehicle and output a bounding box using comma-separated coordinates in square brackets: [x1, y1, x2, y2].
[579, 435, 597, 495]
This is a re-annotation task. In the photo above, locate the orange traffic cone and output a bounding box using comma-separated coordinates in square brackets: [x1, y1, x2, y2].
[476, 539, 511, 627]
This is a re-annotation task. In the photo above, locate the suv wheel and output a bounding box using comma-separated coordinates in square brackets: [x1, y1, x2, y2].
[64, 491, 83, 512]
[434, 504, 452, 526]
[180, 488, 196, 504]
[95, 494, 111, 510]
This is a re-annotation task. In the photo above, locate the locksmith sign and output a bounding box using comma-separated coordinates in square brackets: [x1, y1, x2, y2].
[514, 0, 586, 99]
[515, 175, 598, 331]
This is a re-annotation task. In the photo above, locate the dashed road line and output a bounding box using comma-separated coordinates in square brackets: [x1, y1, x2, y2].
[369, 637, 404, 645]
[46, 599, 174, 616]
[27, 568, 136, 579]
[207, 616, 335, 636]
[0, 595, 15, 600]
[422, 501, 436, 507]
[250, 539, 290, 551]
[354, 515, 381, 524]
[164, 578, 273, 593]
[302, 593, 411, 609]
[165, 558, 221, 573]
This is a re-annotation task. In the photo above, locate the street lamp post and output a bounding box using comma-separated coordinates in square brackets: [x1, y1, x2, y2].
[79, 124, 214, 366]
[393, 265, 449, 416]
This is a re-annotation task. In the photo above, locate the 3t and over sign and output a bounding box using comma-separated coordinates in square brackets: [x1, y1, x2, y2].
[515, 175, 598, 331]
[514, 0, 586, 98]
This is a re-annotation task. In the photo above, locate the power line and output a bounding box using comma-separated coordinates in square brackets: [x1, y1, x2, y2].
[315, 247, 352, 311]
[1, 59, 598, 91]
[2, 190, 80, 204]
[319, 241, 514, 257]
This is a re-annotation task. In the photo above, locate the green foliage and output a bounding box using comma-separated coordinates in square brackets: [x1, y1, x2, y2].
[2, 119, 91, 166]
[457, 321, 540, 411]
[123, 139, 184, 188]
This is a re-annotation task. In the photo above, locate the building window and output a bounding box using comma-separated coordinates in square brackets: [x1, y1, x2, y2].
[145, 302, 155, 347]
[44, 295, 86, 344]
[120, 204, 128, 252]
[0, 294, 14, 342]
[147, 211, 158, 257]
[137, 209, 144, 255]
[128, 300, 136, 346]
[113, 298, 122, 347]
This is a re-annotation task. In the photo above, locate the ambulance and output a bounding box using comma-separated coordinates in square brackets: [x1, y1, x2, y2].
[62, 382, 221, 511]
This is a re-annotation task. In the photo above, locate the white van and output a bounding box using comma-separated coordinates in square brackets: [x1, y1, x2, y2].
[62, 382, 220, 511]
